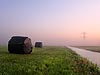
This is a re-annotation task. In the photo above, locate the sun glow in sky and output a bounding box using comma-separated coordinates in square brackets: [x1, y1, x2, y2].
[0, 0, 100, 46]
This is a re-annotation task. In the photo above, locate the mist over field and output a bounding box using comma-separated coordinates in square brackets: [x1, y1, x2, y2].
[1, 0, 100, 46]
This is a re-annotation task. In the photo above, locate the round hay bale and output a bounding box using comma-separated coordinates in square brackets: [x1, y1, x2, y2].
[35, 42, 43, 48]
[8, 36, 33, 54]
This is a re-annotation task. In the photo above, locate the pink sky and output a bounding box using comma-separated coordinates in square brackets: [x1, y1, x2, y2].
[0, 0, 100, 46]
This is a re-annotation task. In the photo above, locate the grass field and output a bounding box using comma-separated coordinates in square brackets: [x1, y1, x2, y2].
[0, 46, 100, 75]
[74, 46, 100, 53]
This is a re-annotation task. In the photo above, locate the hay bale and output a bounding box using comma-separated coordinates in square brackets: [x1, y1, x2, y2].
[8, 36, 33, 54]
[35, 42, 42, 48]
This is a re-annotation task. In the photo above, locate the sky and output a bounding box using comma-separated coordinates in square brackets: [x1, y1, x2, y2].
[0, 0, 100, 46]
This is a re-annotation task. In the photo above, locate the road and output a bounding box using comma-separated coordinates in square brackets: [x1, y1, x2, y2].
[67, 46, 100, 67]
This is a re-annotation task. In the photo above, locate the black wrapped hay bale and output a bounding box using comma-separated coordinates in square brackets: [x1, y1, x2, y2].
[8, 36, 33, 54]
[35, 42, 43, 48]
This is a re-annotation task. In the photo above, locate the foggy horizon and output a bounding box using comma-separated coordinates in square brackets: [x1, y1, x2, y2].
[1, 0, 100, 46]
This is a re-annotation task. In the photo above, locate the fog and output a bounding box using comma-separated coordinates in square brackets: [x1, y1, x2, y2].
[1, 0, 100, 46]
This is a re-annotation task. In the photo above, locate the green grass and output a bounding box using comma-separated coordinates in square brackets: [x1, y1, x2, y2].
[0, 46, 100, 75]
[74, 46, 100, 53]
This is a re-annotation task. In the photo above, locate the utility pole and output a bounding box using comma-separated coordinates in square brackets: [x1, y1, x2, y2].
[81, 32, 87, 46]
[82, 32, 86, 40]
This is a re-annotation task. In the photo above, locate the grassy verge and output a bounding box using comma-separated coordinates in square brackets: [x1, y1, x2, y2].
[0, 46, 100, 75]
[74, 46, 100, 53]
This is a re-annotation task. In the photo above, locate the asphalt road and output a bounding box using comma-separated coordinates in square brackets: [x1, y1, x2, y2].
[68, 46, 100, 67]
